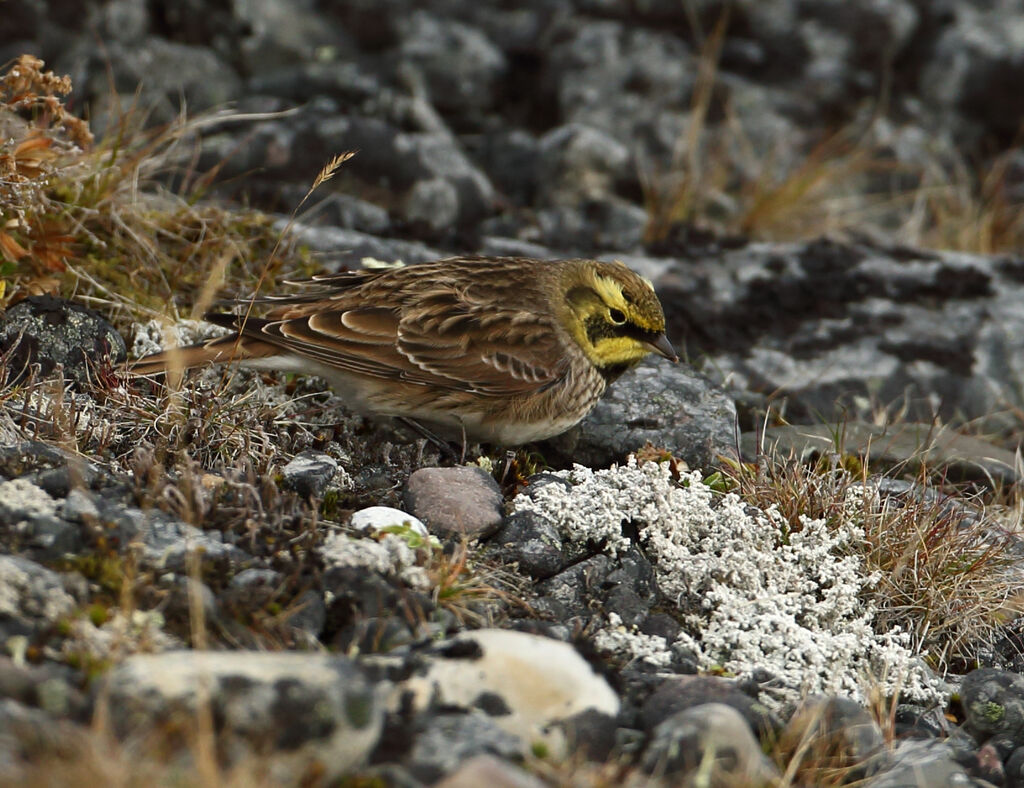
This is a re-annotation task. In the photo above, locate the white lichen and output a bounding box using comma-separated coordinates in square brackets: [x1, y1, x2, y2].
[321, 532, 431, 590]
[130, 319, 231, 359]
[593, 612, 673, 669]
[514, 460, 947, 708]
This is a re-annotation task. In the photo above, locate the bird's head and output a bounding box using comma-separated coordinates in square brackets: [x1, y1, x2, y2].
[563, 261, 677, 379]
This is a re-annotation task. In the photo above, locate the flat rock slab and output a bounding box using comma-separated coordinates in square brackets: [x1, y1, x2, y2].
[743, 422, 1020, 485]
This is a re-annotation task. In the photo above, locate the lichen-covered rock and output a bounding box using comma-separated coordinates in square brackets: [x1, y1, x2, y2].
[641, 703, 780, 784]
[0, 555, 77, 642]
[961, 668, 1024, 751]
[102, 651, 383, 783]
[545, 356, 738, 469]
[281, 450, 341, 498]
[0, 296, 126, 387]
[402, 629, 620, 758]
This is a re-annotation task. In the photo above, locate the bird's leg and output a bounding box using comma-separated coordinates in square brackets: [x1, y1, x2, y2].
[499, 449, 516, 486]
[395, 417, 459, 461]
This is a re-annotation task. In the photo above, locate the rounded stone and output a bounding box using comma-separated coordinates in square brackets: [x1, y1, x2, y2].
[403, 466, 504, 539]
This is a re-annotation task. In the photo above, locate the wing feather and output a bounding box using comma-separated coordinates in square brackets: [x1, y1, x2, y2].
[204, 259, 569, 396]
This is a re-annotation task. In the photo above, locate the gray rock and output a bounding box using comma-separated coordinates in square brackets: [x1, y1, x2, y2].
[477, 129, 540, 206]
[0, 656, 86, 719]
[545, 356, 737, 471]
[536, 124, 632, 207]
[920, 6, 1024, 143]
[59, 37, 242, 133]
[535, 554, 615, 618]
[0, 698, 93, 785]
[961, 668, 1024, 748]
[408, 713, 524, 784]
[0, 441, 99, 495]
[866, 740, 972, 788]
[545, 23, 694, 162]
[795, 0, 919, 108]
[561, 708, 619, 762]
[97, 500, 249, 573]
[640, 676, 780, 741]
[306, 193, 391, 236]
[393, 132, 496, 225]
[282, 450, 339, 498]
[247, 60, 383, 104]
[60, 489, 99, 523]
[534, 199, 648, 252]
[653, 237, 1024, 435]
[783, 696, 887, 780]
[488, 510, 565, 579]
[277, 221, 442, 270]
[103, 651, 383, 783]
[229, 568, 283, 590]
[0, 296, 126, 387]
[396, 11, 507, 113]
[1006, 744, 1024, 786]
[287, 589, 327, 639]
[234, 0, 342, 76]
[477, 236, 552, 260]
[433, 754, 546, 788]
[92, 0, 150, 43]
[404, 177, 460, 232]
[403, 466, 504, 539]
[641, 703, 780, 784]
[0, 555, 77, 641]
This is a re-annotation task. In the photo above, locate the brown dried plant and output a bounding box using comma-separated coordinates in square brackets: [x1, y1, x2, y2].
[0, 55, 93, 296]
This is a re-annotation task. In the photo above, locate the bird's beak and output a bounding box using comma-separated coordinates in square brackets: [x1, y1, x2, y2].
[647, 333, 678, 362]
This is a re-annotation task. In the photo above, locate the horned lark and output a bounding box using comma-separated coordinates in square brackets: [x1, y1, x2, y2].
[130, 256, 677, 445]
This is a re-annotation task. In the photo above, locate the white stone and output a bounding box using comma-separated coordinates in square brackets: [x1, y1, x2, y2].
[403, 629, 619, 757]
[350, 506, 428, 538]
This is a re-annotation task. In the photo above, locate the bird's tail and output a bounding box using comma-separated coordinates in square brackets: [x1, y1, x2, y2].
[127, 331, 278, 377]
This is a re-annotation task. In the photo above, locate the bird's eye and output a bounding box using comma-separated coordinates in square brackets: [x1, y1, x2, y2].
[608, 308, 626, 325]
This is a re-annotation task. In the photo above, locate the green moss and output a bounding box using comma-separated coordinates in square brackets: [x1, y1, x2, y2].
[54, 553, 127, 599]
[344, 691, 375, 729]
[87, 603, 110, 627]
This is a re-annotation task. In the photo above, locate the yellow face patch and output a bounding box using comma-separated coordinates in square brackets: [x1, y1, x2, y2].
[591, 273, 630, 311]
[591, 271, 663, 332]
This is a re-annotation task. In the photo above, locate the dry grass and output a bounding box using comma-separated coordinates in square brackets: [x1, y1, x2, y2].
[641, 17, 1024, 252]
[0, 55, 305, 329]
[723, 446, 1023, 676]
[428, 539, 525, 627]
